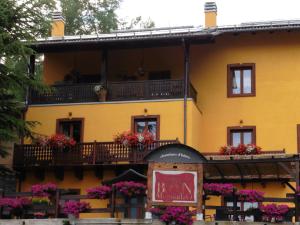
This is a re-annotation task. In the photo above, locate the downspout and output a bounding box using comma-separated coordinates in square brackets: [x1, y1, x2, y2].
[183, 39, 190, 145]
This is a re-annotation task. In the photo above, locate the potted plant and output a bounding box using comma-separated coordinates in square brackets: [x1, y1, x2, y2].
[113, 181, 146, 197]
[94, 84, 107, 102]
[31, 183, 57, 198]
[150, 206, 195, 225]
[63, 201, 90, 219]
[114, 130, 154, 150]
[86, 185, 112, 199]
[236, 190, 264, 202]
[0, 197, 31, 218]
[37, 134, 76, 152]
[203, 183, 235, 196]
[219, 144, 262, 155]
[260, 204, 289, 222]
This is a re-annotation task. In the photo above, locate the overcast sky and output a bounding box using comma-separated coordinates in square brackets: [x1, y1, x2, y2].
[117, 0, 300, 28]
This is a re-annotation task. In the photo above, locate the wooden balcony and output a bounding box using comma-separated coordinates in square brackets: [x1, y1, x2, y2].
[13, 140, 178, 168]
[28, 79, 197, 105]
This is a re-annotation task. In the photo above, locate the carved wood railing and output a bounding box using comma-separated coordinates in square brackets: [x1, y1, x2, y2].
[28, 79, 197, 104]
[13, 140, 178, 167]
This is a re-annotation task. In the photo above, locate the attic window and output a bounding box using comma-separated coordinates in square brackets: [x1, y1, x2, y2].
[227, 64, 256, 97]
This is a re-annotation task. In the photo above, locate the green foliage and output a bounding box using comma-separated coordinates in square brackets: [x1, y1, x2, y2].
[61, 0, 120, 35]
[0, 0, 55, 159]
[60, 0, 155, 35]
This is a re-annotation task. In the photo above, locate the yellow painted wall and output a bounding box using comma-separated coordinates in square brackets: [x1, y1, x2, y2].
[190, 31, 300, 154]
[44, 51, 102, 84]
[43, 46, 184, 84]
[26, 100, 199, 144]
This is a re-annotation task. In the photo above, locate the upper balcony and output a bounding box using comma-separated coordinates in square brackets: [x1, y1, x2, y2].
[28, 79, 197, 105]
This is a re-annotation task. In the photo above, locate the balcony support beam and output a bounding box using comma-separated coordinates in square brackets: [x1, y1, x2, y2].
[101, 49, 108, 87]
[183, 39, 190, 145]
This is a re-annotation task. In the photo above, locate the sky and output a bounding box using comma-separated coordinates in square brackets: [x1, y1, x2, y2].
[117, 0, 300, 28]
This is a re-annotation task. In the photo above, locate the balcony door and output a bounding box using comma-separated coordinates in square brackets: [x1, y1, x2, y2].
[132, 115, 160, 140]
[56, 118, 84, 142]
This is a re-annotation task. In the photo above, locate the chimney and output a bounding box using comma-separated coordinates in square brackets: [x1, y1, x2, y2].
[51, 12, 65, 37]
[204, 2, 217, 28]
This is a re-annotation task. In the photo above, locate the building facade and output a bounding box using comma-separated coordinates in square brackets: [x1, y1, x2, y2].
[13, 2, 300, 219]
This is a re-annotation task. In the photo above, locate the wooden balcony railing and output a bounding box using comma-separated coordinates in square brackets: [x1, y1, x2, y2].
[13, 140, 178, 167]
[28, 79, 197, 104]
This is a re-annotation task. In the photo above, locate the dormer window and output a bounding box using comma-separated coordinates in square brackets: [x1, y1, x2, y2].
[227, 64, 256, 97]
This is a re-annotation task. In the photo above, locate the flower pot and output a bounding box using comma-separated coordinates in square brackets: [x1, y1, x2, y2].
[97, 89, 107, 102]
[68, 214, 76, 220]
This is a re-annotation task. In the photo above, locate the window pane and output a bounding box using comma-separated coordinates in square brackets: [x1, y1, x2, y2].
[136, 121, 146, 133]
[72, 122, 82, 142]
[243, 69, 252, 94]
[232, 132, 241, 146]
[243, 132, 252, 145]
[147, 121, 157, 139]
[61, 123, 71, 137]
[232, 70, 241, 94]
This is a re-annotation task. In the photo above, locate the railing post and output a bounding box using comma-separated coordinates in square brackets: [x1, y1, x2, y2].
[232, 189, 239, 221]
[54, 189, 60, 218]
[93, 140, 97, 165]
[111, 186, 116, 218]
[0, 189, 4, 219]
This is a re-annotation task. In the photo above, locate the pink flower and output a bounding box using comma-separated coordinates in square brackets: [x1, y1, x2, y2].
[31, 183, 57, 197]
[0, 197, 31, 211]
[152, 206, 195, 225]
[260, 204, 289, 222]
[203, 183, 235, 196]
[86, 185, 112, 199]
[63, 201, 90, 218]
[237, 190, 264, 202]
[113, 181, 146, 197]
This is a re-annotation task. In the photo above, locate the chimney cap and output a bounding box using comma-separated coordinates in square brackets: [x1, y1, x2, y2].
[52, 12, 65, 22]
[204, 2, 217, 12]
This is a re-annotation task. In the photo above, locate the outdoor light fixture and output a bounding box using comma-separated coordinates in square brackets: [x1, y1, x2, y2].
[68, 112, 73, 119]
[239, 119, 243, 127]
[144, 108, 148, 116]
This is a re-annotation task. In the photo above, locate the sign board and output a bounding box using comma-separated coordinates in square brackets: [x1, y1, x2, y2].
[152, 170, 197, 203]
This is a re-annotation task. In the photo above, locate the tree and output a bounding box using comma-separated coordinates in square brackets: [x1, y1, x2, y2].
[61, 0, 120, 35]
[0, 0, 55, 166]
[60, 0, 155, 35]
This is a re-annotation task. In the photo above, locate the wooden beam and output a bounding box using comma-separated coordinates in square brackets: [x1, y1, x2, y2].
[278, 162, 295, 177]
[74, 167, 84, 180]
[283, 182, 296, 192]
[54, 167, 64, 181]
[235, 164, 244, 182]
[295, 160, 300, 222]
[101, 49, 108, 86]
[214, 165, 224, 179]
[94, 167, 103, 179]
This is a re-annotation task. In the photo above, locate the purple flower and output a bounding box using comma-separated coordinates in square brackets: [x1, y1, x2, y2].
[0, 197, 31, 211]
[31, 183, 57, 197]
[154, 206, 195, 225]
[86, 185, 112, 199]
[203, 183, 235, 196]
[113, 181, 146, 197]
[260, 204, 289, 222]
[237, 190, 264, 202]
[63, 201, 90, 218]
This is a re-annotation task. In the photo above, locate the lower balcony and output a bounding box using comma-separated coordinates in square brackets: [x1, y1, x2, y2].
[13, 140, 178, 168]
[28, 79, 197, 105]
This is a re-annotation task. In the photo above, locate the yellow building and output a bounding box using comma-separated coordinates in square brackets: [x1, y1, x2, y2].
[12, 2, 300, 220]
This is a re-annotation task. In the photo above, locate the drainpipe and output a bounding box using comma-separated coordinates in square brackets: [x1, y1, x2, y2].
[183, 39, 190, 145]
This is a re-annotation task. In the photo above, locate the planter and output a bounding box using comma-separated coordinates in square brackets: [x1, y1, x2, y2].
[97, 89, 107, 102]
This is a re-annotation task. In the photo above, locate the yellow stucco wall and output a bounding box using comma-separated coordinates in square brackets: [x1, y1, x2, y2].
[25, 100, 199, 143]
[190, 31, 300, 154]
[205, 11, 217, 28]
[43, 46, 184, 85]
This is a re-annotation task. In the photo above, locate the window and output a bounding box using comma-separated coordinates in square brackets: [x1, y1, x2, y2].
[56, 118, 84, 142]
[227, 126, 256, 146]
[132, 115, 160, 140]
[227, 64, 255, 97]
